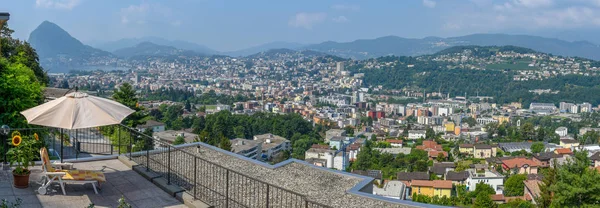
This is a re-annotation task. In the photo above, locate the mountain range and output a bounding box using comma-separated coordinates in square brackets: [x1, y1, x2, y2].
[27, 21, 600, 72]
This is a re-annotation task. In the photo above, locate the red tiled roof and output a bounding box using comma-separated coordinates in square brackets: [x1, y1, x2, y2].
[555, 148, 573, 155]
[502, 158, 540, 168]
[432, 180, 452, 189]
[385, 139, 403, 144]
[428, 150, 448, 158]
[410, 180, 434, 187]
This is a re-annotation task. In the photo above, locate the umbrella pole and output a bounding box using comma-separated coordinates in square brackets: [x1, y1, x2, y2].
[60, 129, 64, 163]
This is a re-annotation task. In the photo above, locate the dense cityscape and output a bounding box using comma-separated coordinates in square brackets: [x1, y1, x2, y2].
[44, 44, 600, 207]
[3, 1, 600, 207]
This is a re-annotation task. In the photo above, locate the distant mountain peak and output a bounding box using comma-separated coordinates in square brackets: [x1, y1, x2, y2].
[28, 20, 112, 72]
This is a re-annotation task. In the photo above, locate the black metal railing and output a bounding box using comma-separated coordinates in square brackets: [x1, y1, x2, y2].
[120, 125, 331, 208]
[1, 124, 331, 208]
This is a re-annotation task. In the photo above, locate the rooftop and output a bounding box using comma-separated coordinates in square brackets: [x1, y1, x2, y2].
[397, 172, 429, 181]
[468, 169, 503, 178]
[502, 158, 541, 168]
[410, 180, 452, 189]
[138, 120, 165, 128]
[253, 133, 289, 150]
[230, 138, 262, 153]
[445, 171, 469, 181]
[154, 130, 198, 143]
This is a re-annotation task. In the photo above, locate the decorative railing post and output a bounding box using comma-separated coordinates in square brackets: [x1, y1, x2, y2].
[146, 148, 150, 171]
[167, 145, 171, 185]
[225, 169, 229, 208]
[129, 129, 132, 160]
[193, 157, 197, 200]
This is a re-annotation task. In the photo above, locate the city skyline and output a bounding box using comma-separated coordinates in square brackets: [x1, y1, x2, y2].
[2, 0, 600, 51]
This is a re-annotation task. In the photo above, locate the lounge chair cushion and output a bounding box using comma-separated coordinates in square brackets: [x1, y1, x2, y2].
[60, 169, 106, 182]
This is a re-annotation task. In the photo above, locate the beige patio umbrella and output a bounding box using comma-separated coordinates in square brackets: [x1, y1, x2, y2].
[20, 92, 135, 129]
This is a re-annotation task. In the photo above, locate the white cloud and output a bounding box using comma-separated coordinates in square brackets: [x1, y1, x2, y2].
[422, 0, 437, 8]
[35, 0, 81, 10]
[332, 16, 349, 23]
[288, 12, 327, 29]
[331, 4, 360, 11]
[511, 0, 553, 8]
[120, 3, 180, 27]
[445, 3, 600, 32]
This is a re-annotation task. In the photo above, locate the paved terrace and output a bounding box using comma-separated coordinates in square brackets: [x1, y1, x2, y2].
[140, 143, 445, 208]
[0, 159, 185, 208]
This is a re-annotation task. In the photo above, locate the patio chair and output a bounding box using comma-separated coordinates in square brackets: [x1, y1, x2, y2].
[38, 147, 106, 195]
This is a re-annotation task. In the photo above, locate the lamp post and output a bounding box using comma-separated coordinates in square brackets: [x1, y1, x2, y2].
[0, 12, 10, 55]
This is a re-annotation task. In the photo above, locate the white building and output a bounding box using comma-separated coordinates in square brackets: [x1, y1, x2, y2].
[253, 133, 291, 160]
[555, 127, 568, 137]
[408, 130, 426, 140]
[137, 120, 165, 133]
[466, 169, 504, 194]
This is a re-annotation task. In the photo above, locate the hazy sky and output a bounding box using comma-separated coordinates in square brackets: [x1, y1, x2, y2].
[1, 0, 600, 51]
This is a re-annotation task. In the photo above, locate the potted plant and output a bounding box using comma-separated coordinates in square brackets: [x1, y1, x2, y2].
[7, 131, 38, 188]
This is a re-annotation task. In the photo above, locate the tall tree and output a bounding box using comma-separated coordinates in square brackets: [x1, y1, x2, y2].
[113, 82, 144, 127]
[504, 174, 527, 196]
[549, 150, 600, 207]
[474, 192, 496, 208]
[531, 142, 545, 154]
[113, 83, 137, 109]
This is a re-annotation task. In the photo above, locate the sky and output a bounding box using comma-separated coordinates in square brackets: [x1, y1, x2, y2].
[1, 0, 600, 51]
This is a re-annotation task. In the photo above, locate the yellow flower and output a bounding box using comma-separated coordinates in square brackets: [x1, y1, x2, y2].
[12, 135, 22, 146]
[34, 133, 39, 141]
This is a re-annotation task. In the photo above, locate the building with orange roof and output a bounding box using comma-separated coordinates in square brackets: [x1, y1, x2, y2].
[417, 140, 447, 160]
[410, 180, 452, 198]
[524, 179, 542, 205]
[501, 158, 540, 174]
[554, 148, 573, 155]
[417, 140, 443, 151]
